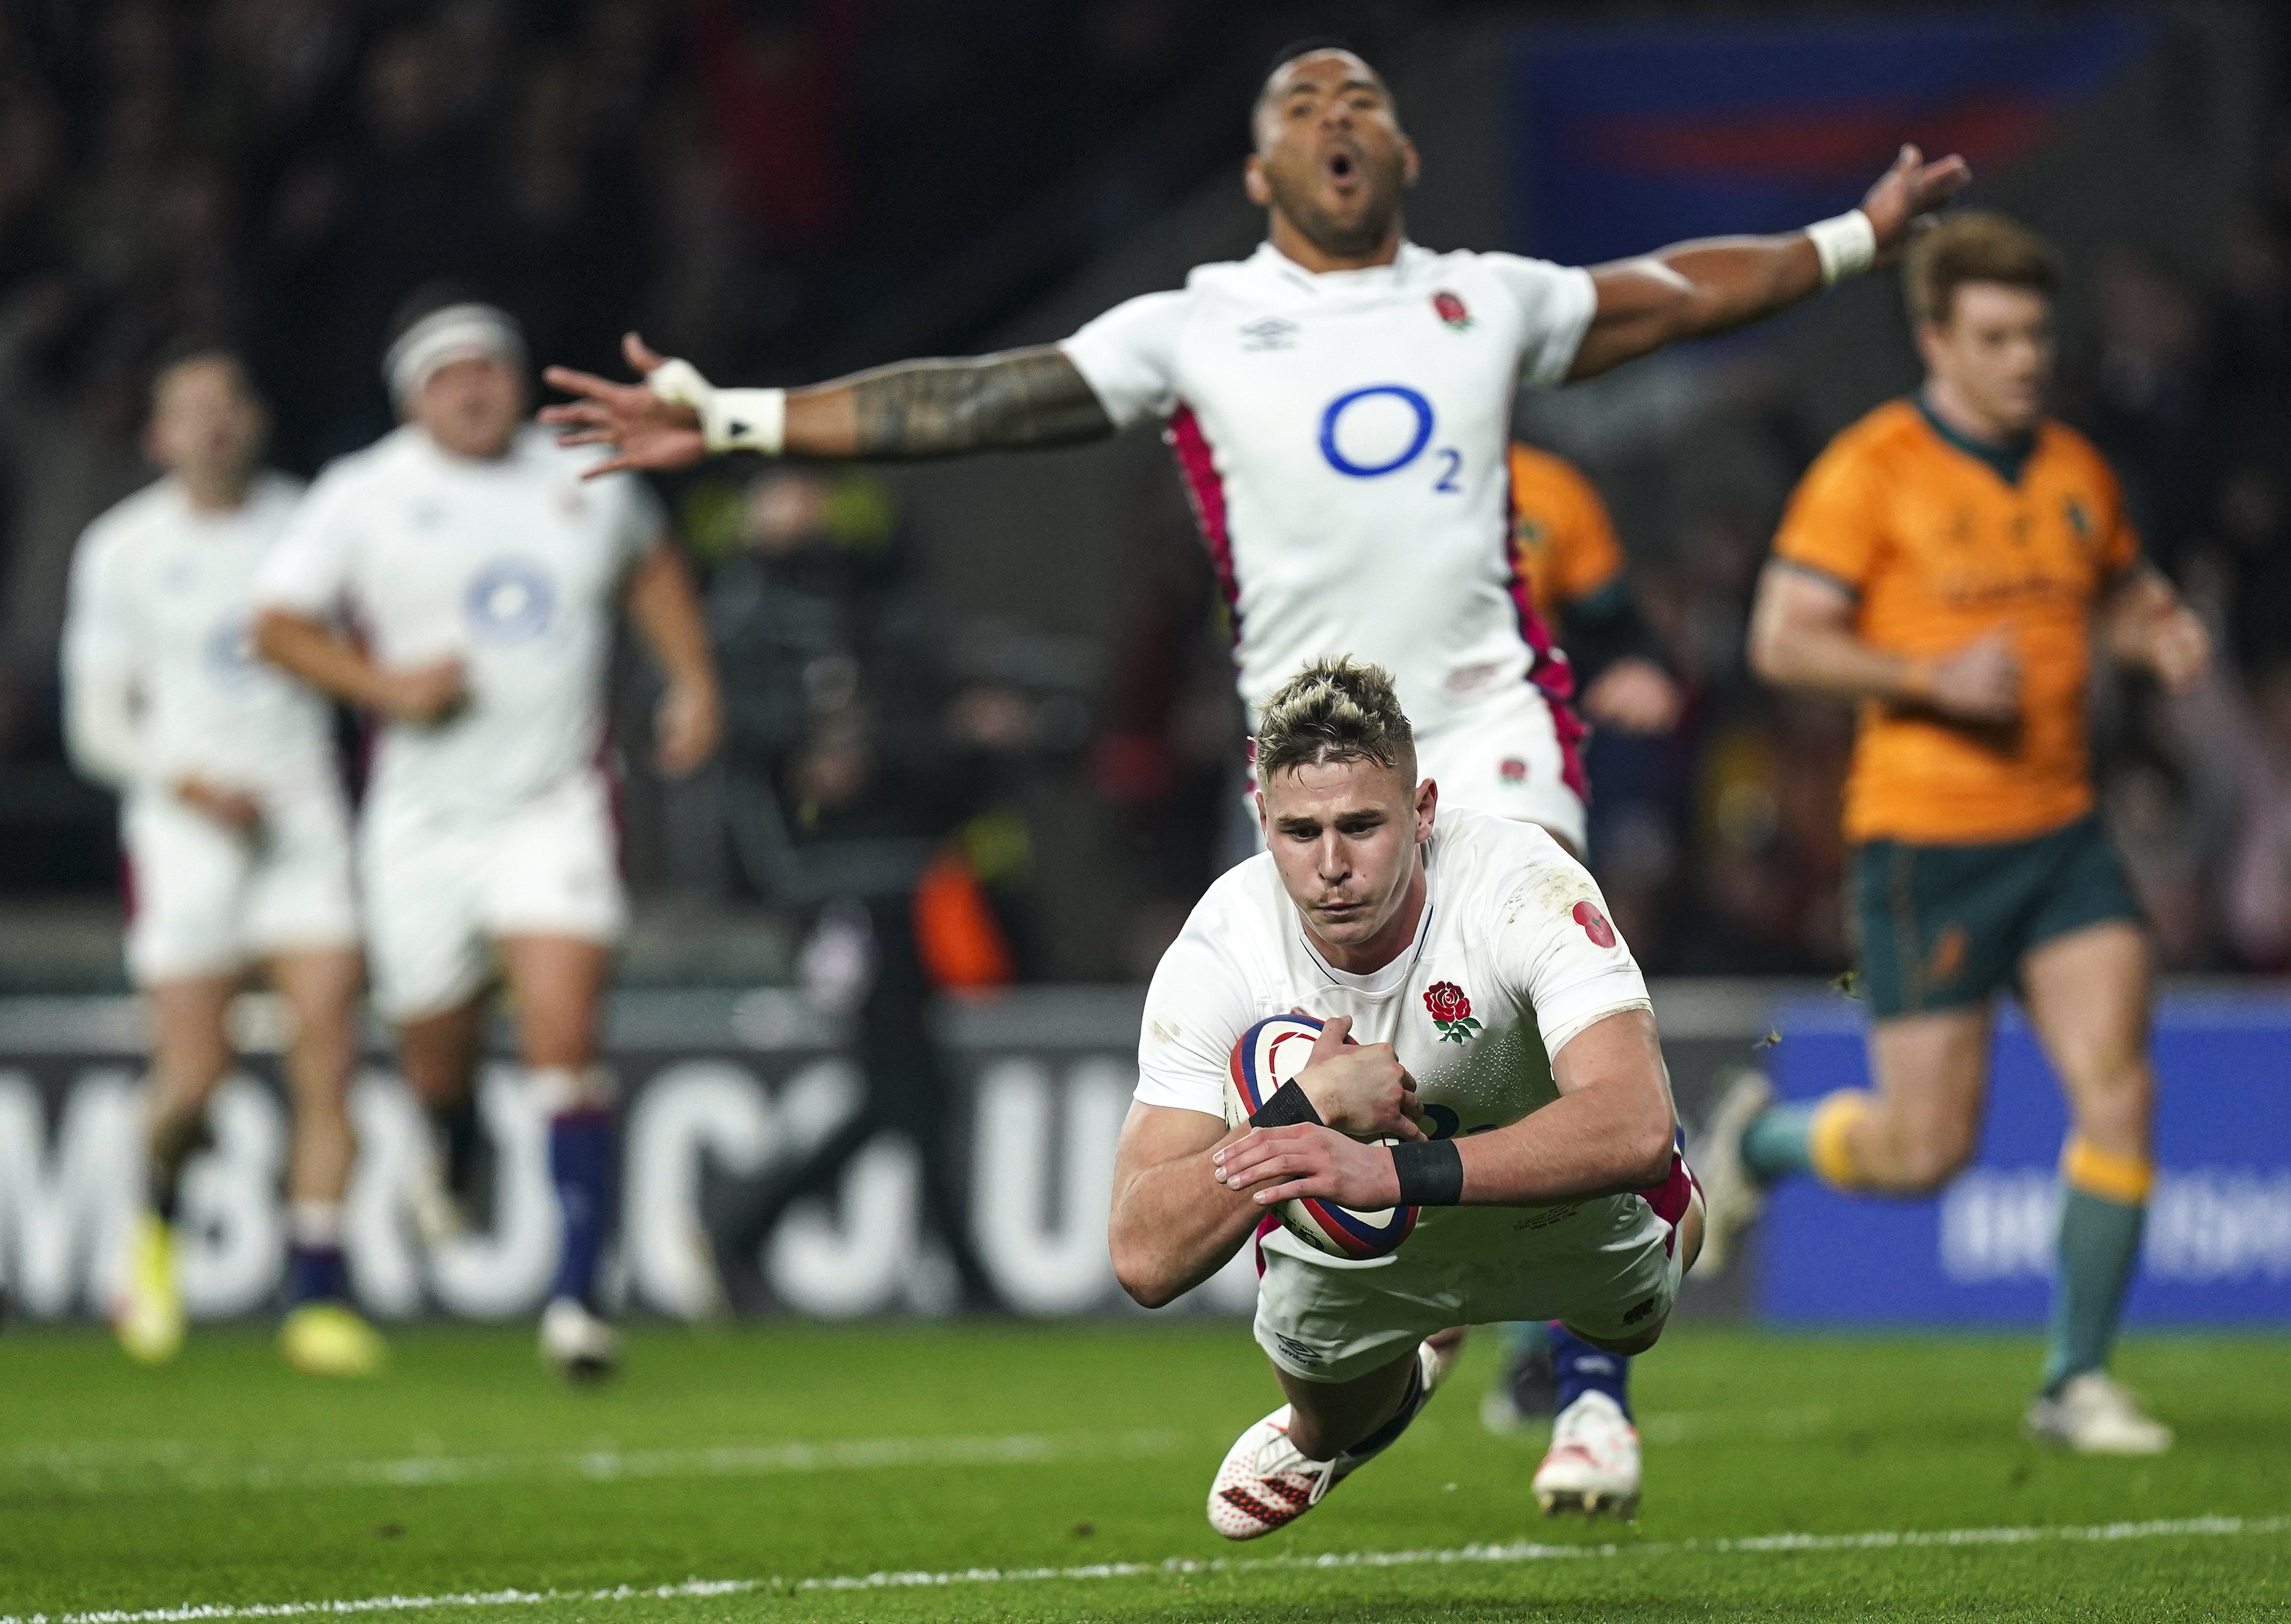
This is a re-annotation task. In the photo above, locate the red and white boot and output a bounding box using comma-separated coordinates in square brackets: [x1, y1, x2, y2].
[1532, 1389, 1642, 1519]
[1207, 1341, 1445, 1540]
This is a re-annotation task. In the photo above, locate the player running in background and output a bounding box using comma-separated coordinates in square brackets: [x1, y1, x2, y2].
[1111, 657, 1699, 1538]
[253, 300, 721, 1380]
[1482, 441, 1683, 1439]
[61, 349, 378, 1376]
[1701, 214, 2208, 1453]
[541, 40, 1963, 1506]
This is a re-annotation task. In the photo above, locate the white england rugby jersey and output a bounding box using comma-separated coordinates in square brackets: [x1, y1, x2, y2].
[254, 424, 663, 816]
[62, 472, 337, 797]
[1062, 240, 1595, 781]
[1136, 805, 1654, 1266]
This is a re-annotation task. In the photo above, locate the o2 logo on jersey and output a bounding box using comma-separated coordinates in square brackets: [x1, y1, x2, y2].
[1317, 385, 1461, 494]
[464, 557, 557, 645]
[203, 618, 262, 684]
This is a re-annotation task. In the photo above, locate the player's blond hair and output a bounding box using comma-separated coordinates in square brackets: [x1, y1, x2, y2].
[1904, 212, 2060, 329]
[1255, 657, 1416, 781]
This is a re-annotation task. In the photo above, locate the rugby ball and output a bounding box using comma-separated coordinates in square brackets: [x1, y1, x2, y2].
[1224, 1013, 1419, 1261]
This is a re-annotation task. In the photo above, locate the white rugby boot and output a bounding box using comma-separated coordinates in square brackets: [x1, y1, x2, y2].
[539, 1297, 620, 1383]
[2025, 1372, 2173, 1455]
[1533, 1389, 1642, 1519]
[1692, 1068, 1774, 1279]
[1208, 1341, 1444, 1540]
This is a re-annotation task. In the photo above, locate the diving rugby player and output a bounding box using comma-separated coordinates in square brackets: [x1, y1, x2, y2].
[254, 301, 721, 1379]
[1114, 659, 1699, 1537]
[1705, 214, 2207, 1453]
[543, 40, 1963, 1501]
[63, 350, 376, 1375]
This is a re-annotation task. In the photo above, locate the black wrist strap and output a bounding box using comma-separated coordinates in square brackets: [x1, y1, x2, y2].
[1248, 1079, 1323, 1130]
[1390, 1139, 1464, 1206]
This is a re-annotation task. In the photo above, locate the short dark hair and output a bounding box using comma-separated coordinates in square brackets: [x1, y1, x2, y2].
[1254, 37, 1389, 127]
[1904, 211, 2060, 329]
[1255, 657, 1415, 781]
[144, 337, 255, 413]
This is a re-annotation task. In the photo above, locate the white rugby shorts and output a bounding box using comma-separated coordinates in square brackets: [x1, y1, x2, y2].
[1415, 681, 1587, 854]
[1246, 681, 1587, 854]
[360, 768, 624, 1020]
[1253, 1158, 1697, 1385]
[123, 785, 359, 986]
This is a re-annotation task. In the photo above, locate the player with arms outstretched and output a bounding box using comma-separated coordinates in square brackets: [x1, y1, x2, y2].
[1701, 214, 2207, 1452]
[1109, 657, 1699, 1536]
[252, 300, 721, 1379]
[543, 39, 1962, 1504]
[62, 349, 378, 1375]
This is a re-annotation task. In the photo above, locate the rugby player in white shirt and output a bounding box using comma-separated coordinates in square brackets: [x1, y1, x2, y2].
[61, 349, 378, 1377]
[252, 299, 721, 1379]
[541, 40, 1964, 1496]
[1114, 658, 1699, 1537]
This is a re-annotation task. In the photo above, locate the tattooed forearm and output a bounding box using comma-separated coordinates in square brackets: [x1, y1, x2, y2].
[838, 346, 1114, 458]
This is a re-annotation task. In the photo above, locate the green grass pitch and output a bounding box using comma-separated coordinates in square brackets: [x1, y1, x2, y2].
[2, 1321, 2285, 1622]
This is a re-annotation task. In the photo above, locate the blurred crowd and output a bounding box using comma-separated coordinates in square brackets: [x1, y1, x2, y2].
[0, 0, 1351, 892]
[5, 2, 2289, 983]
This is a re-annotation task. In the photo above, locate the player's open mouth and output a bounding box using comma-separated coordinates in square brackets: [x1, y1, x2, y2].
[1323, 147, 1360, 188]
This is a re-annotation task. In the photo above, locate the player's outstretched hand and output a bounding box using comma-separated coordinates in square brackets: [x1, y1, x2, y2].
[379, 657, 469, 726]
[1293, 1014, 1426, 1141]
[655, 678, 722, 777]
[1212, 1123, 1407, 1210]
[541, 334, 708, 478]
[1860, 143, 1973, 266]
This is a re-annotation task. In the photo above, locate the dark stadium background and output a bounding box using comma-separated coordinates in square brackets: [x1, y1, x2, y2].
[0, 1, 2285, 1335]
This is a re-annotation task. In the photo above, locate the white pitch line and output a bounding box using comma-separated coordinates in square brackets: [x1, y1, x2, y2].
[5, 1514, 2281, 1624]
[0, 1430, 1185, 1494]
[0, 1407, 1832, 1493]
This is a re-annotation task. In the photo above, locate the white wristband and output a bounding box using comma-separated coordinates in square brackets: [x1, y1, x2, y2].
[709, 388, 787, 457]
[1806, 208, 1878, 287]
[646, 358, 786, 456]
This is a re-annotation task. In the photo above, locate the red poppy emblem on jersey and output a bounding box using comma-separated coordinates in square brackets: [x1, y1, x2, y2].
[1424, 981, 1480, 1043]
[1499, 757, 1528, 783]
[1573, 899, 1618, 948]
[1432, 289, 1472, 330]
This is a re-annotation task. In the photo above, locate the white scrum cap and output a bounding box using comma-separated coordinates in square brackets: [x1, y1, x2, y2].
[384, 302, 526, 403]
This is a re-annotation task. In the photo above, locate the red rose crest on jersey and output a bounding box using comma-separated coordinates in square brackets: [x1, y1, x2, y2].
[1573, 899, 1618, 948]
[1499, 757, 1528, 783]
[1424, 981, 1480, 1043]
[1432, 290, 1472, 330]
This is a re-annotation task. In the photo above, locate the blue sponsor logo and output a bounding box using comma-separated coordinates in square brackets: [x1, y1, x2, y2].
[464, 558, 556, 644]
[1318, 384, 1435, 477]
[204, 618, 260, 682]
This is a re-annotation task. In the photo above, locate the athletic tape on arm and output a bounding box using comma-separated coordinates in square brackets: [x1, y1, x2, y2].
[647, 358, 786, 456]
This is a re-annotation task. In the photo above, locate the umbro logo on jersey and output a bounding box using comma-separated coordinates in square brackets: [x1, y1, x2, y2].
[1239, 318, 1299, 352]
